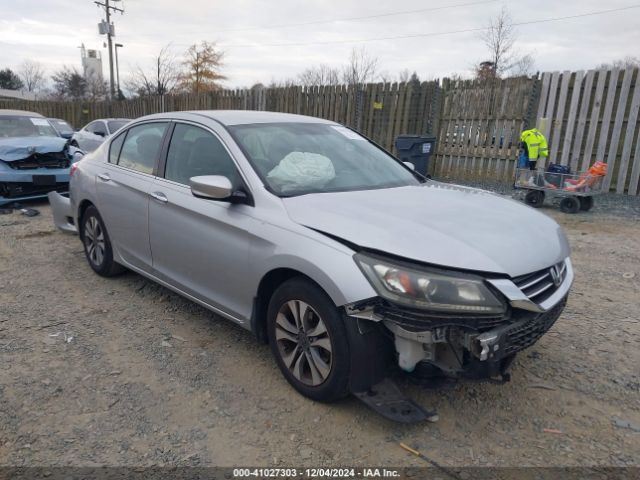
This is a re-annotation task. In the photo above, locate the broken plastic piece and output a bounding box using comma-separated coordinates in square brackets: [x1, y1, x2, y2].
[354, 378, 437, 423]
[20, 208, 40, 217]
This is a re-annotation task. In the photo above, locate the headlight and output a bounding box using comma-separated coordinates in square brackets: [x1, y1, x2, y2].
[354, 253, 506, 314]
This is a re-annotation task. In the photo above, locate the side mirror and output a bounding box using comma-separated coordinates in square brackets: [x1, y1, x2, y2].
[190, 175, 233, 200]
[403, 161, 415, 171]
[94, 130, 107, 137]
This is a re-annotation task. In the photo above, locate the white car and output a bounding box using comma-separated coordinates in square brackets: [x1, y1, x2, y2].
[71, 118, 129, 152]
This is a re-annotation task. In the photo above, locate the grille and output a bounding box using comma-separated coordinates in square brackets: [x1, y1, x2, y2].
[374, 300, 508, 332]
[512, 260, 567, 305]
[0, 182, 67, 198]
[5, 151, 70, 170]
[503, 296, 566, 355]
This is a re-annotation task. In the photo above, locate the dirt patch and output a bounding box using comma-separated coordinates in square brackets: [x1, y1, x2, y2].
[0, 201, 639, 468]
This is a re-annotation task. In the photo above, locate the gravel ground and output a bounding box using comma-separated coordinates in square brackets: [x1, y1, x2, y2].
[0, 194, 639, 469]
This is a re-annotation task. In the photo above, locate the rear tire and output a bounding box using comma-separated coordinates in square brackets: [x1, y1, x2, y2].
[579, 196, 594, 211]
[267, 277, 351, 402]
[559, 196, 580, 214]
[80, 205, 125, 277]
[524, 190, 544, 208]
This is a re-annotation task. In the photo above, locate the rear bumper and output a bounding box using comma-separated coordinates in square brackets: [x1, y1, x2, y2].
[48, 191, 77, 234]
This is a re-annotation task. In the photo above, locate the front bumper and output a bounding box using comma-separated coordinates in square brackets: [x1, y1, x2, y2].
[0, 168, 71, 205]
[346, 259, 573, 380]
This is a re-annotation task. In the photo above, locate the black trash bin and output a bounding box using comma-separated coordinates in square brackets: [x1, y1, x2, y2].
[395, 134, 437, 177]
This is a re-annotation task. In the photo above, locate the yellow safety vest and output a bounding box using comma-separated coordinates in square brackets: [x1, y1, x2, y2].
[520, 128, 549, 160]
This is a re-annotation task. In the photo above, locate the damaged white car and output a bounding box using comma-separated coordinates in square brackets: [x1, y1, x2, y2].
[49, 111, 573, 422]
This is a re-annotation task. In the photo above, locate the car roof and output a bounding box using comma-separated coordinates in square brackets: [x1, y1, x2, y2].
[140, 110, 337, 126]
[91, 118, 130, 122]
[48, 118, 70, 122]
[0, 109, 45, 118]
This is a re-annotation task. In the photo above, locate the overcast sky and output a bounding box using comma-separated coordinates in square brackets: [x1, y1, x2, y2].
[1, 0, 639, 90]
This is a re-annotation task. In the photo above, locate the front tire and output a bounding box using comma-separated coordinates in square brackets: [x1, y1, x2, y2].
[80, 205, 125, 277]
[267, 278, 350, 402]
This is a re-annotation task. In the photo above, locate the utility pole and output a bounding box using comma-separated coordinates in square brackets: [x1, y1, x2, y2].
[94, 0, 124, 99]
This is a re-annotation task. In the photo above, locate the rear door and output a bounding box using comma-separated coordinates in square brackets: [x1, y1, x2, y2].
[83, 121, 108, 151]
[95, 121, 169, 272]
[147, 121, 255, 320]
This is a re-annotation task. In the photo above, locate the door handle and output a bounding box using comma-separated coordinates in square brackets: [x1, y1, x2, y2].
[97, 173, 110, 181]
[150, 191, 168, 204]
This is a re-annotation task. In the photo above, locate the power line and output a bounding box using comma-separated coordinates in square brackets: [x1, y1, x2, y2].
[216, 0, 500, 33]
[216, 4, 640, 49]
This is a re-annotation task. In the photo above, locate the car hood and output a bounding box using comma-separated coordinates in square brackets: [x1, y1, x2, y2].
[0, 136, 67, 161]
[282, 182, 570, 277]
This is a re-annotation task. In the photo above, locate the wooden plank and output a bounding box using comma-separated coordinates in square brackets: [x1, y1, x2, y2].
[615, 69, 640, 192]
[542, 72, 560, 140]
[560, 71, 584, 166]
[609, 69, 640, 193]
[581, 69, 608, 170]
[595, 68, 620, 163]
[628, 122, 640, 195]
[603, 68, 634, 190]
[549, 71, 571, 165]
[570, 70, 595, 171]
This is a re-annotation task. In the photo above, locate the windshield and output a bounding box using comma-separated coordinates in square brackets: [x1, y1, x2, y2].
[108, 120, 129, 134]
[50, 119, 74, 134]
[0, 116, 59, 138]
[228, 123, 421, 196]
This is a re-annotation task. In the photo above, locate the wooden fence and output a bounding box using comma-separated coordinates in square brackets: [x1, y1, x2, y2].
[0, 82, 441, 155]
[535, 68, 640, 195]
[431, 76, 537, 183]
[2, 68, 640, 194]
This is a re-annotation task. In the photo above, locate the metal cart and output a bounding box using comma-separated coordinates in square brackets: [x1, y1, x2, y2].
[513, 167, 605, 213]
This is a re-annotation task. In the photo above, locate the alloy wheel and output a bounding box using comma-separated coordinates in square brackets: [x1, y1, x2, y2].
[274, 300, 333, 386]
[84, 216, 105, 266]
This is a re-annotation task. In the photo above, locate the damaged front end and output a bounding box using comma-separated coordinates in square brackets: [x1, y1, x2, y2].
[347, 254, 573, 384]
[0, 136, 83, 205]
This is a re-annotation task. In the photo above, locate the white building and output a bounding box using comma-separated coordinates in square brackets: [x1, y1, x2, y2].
[80, 44, 104, 83]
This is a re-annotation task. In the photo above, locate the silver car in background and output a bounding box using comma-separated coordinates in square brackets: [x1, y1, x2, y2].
[49, 111, 573, 421]
[70, 118, 129, 152]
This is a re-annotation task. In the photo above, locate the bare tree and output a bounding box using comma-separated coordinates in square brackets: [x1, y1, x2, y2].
[342, 47, 378, 86]
[51, 66, 86, 100]
[596, 56, 640, 70]
[18, 60, 46, 92]
[510, 53, 536, 77]
[298, 64, 340, 86]
[125, 44, 180, 96]
[85, 72, 108, 100]
[477, 6, 534, 78]
[398, 68, 411, 83]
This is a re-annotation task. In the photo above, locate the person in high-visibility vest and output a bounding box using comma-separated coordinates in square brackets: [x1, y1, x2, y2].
[519, 128, 549, 186]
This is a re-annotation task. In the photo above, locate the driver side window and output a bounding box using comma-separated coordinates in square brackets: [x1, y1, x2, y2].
[86, 121, 104, 135]
[164, 124, 239, 187]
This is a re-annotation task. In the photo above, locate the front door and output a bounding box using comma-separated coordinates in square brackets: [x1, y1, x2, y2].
[148, 122, 255, 320]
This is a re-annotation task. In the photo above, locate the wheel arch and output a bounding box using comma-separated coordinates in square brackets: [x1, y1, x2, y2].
[77, 199, 95, 237]
[251, 268, 325, 343]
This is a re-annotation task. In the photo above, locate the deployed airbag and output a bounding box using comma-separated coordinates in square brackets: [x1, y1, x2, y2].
[267, 152, 335, 193]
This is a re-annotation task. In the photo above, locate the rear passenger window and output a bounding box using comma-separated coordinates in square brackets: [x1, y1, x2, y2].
[109, 132, 126, 164]
[117, 123, 168, 174]
[164, 124, 239, 186]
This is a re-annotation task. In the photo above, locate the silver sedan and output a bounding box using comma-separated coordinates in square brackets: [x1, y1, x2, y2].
[49, 111, 572, 421]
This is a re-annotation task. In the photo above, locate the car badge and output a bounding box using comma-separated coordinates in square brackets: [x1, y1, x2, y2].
[549, 264, 562, 287]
